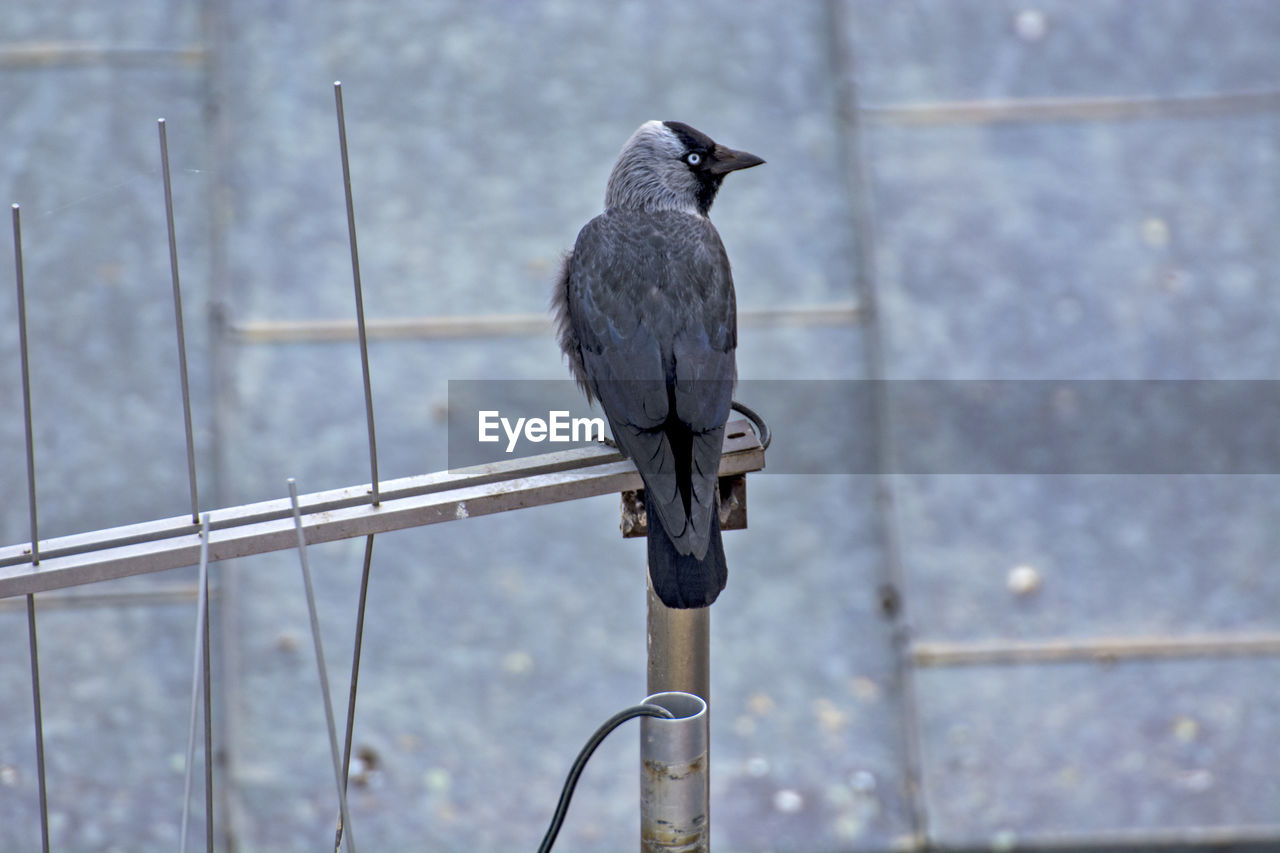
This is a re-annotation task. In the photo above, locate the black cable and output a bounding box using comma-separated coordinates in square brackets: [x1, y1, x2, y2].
[537, 703, 675, 853]
[731, 399, 771, 451]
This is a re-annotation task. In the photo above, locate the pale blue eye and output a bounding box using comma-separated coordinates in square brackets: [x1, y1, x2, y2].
[685, 152, 702, 166]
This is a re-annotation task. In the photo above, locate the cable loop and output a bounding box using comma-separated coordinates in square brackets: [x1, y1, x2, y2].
[731, 399, 771, 451]
[537, 703, 675, 853]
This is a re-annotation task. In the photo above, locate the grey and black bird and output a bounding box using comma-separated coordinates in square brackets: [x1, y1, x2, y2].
[554, 120, 764, 608]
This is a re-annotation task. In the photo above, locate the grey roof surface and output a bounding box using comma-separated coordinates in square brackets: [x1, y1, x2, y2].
[1, 1, 1278, 851]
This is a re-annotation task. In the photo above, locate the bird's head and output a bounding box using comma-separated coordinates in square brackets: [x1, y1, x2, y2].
[604, 120, 764, 217]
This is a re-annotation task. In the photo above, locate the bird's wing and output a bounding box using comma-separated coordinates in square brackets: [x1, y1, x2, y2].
[566, 211, 737, 557]
[668, 216, 736, 557]
[567, 213, 670, 429]
[671, 215, 736, 430]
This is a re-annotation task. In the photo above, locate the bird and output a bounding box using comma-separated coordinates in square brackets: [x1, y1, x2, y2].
[553, 120, 764, 608]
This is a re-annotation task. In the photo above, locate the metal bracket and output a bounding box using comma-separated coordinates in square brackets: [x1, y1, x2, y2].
[620, 474, 748, 539]
[619, 413, 764, 538]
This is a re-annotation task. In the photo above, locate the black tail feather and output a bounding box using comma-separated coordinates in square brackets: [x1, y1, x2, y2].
[645, 491, 727, 609]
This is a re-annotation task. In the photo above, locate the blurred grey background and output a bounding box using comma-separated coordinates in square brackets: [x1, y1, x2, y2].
[1, 1, 1278, 851]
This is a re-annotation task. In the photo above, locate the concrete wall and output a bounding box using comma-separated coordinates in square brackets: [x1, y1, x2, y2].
[1, 1, 1277, 850]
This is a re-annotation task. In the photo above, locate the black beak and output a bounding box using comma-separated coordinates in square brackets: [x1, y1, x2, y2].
[708, 144, 766, 175]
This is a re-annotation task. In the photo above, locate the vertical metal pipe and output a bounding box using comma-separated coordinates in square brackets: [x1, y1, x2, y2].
[333, 82, 380, 506]
[12, 203, 50, 853]
[157, 118, 202, 525]
[640, 692, 709, 852]
[645, 582, 710, 703]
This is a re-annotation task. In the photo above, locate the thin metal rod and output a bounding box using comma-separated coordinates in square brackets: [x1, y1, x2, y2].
[158, 118, 201, 525]
[12, 205, 39, 563]
[179, 515, 212, 853]
[13, 203, 49, 853]
[202, 555, 214, 852]
[288, 479, 357, 853]
[25, 595, 50, 853]
[333, 82, 380, 506]
[333, 534, 375, 853]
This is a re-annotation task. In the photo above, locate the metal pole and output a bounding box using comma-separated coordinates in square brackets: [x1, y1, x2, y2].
[12, 203, 50, 853]
[333, 533, 375, 853]
[179, 515, 212, 853]
[333, 81, 380, 506]
[12, 205, 39, 564]
[644, 580, 710, 850]
[288, 479, 357, 853]
[640, 691, 709, 852]
[645, 582, 710, 703]
[157, 118, 201, 525]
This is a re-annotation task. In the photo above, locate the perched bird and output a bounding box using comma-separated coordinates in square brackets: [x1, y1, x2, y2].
[554, 121, 763, 608]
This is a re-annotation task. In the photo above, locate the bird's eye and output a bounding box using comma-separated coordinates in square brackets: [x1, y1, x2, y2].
[685, 152, 702, 166]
